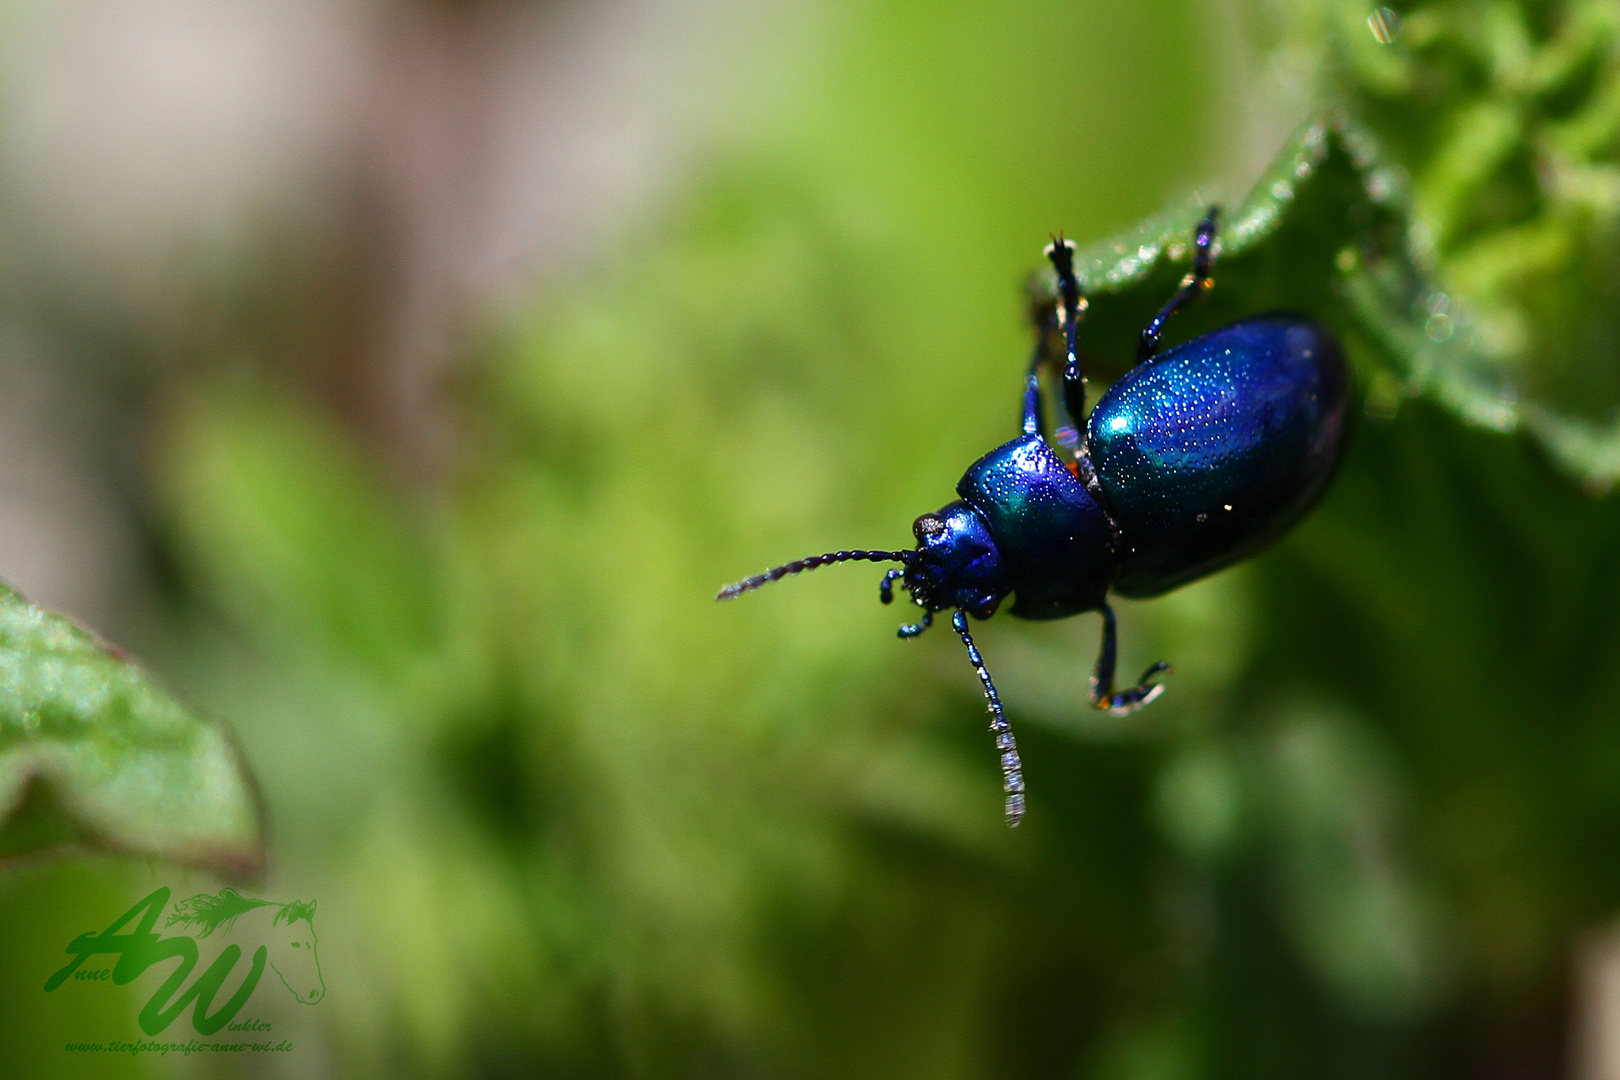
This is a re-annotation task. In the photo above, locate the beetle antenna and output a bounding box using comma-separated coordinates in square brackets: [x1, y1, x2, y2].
[716, 550, 913, 601]
[950, 610, 1025, 827]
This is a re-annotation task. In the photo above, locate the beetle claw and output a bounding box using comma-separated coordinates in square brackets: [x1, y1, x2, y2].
[1091, 661, 1171, 717]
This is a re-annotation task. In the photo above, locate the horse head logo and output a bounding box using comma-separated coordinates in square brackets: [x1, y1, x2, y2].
[167, 889, 325, 1005]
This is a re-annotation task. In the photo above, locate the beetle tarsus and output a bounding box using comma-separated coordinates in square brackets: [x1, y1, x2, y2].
[898, 610, 933, 638]
[1088, 604, 1171, 716]
[1091, 661, 1172, 717]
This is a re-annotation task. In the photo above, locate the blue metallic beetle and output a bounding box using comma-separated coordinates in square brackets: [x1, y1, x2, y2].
[719, 210, 1347, 825]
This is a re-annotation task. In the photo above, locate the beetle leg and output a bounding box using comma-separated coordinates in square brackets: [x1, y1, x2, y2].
[897, 609, 933, 639]
[1020, 270, 1088, 461]
[879, 568, 904, 604]
[1021, 368, 1045, 438]
[1022, 281, 1057, 424]
[1089, 604, 1171, 716]
[1044, 236, 1090, 429]
[1137, 206, 1219, 363]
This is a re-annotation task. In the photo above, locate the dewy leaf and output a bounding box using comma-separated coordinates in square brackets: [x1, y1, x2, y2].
[0, 583, 262, 877]
[1061, 112, 1620, 492]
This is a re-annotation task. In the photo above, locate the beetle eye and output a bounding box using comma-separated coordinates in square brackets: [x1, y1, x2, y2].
[971, 598, 1001, 620]
[913, 515, 945, 541]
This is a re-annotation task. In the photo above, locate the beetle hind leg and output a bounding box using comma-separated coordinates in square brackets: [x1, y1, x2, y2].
[1089, 604, 1171, 716]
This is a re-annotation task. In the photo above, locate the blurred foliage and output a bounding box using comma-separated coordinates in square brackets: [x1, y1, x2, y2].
[1, 0, 1619, 1078]
[0, 580, 261, 877]
[1325, 0, 1620, 447]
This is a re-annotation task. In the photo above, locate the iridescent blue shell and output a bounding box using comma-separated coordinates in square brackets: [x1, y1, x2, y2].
[957, 434, 1113, 619]
[1086, 315, 1347, 598]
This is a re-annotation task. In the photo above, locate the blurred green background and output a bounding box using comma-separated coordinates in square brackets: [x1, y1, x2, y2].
[1, 0, 1619, 1076]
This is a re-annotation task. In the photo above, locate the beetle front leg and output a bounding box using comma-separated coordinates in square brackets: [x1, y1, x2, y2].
[1021, 363, 1045, 438]
[1019, 269, 1085, 459]
[1021, 270, 1060, 438]
[1089, 604, 1171, 716]
[1044, 236, 1090, 430]
[1137, 206, 1219, 363]
[897, 609, 933, 639]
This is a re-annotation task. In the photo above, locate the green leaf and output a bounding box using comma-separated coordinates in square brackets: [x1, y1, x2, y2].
[0, 584, 262, 877]
[1063, 112, 1620, 491]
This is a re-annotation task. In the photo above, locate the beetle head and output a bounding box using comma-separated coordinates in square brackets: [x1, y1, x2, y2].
[712, 499, 1011, 630]
[901, 501, 1010, 620]
[716, 500, 1023, 824]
